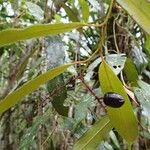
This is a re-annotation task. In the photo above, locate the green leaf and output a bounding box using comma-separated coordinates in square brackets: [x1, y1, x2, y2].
[99, 61, 138, 144]
[0, 22, 86, 47]
[123, 58, 139, 86]
[116, 0, 150, 35]
[17, 45, 39, 79]
[47, 74, 69, 116]
[144, 34, 150, 69]
[144, 34, 150, 54]
[78, 0, 90, 22]
[0, 64, 72, 114]
[73, 116, 113, 150]
[61, 3, 79, 22]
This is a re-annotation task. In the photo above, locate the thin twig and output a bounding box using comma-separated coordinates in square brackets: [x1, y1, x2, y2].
[113, 15, 120, 53]
[79, 77, 105, 108]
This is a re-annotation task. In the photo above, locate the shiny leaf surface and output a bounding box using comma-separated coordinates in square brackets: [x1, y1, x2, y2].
[0, 22, 86, 47]
[0, 64, 72, 113]
[99, 60, 138, 144]
[73, 116, 112, 150]
[116, 0, 150, 35]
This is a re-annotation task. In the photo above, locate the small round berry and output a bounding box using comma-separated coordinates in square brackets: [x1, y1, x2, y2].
[103, 92, 125, 108]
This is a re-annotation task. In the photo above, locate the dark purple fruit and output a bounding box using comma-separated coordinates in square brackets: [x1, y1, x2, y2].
[103, 92, 125, 108]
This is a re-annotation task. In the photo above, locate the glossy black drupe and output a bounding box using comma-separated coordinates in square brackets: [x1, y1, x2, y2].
[103, 92, 125, 108]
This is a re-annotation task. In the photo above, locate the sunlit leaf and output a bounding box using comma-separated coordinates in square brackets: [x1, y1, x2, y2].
[78, 0, 89, 22]
[73, 116, 112, 150]
[0, 22, 86, 47]
[0, 64, 72, 113]
[116, 0, 150, 35]
[99, 60, 138, 144]
[144, 34, 150, 55]
[144, 34, 150, 69]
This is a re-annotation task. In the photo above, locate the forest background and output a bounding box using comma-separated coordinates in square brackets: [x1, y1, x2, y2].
[0, 0, 150, 149]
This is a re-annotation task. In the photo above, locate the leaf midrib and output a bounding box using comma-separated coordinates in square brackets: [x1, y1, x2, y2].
[79, 119, 111, 150]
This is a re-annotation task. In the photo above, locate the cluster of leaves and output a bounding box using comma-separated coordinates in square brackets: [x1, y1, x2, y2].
[0, 0, 150, 149]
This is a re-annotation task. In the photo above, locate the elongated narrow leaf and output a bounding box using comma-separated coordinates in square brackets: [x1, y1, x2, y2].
[144, 34, 150, 54]
[0, 22, 86, 47]
[99, 61, 138, 144]
[78, 0, 89, 22]
[116, 0, 150, 35]
[123, 58, 139, 86]
[73, 116, 112, 150]
[61, 3, 79, 22]
[0, 64, 72, 113]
